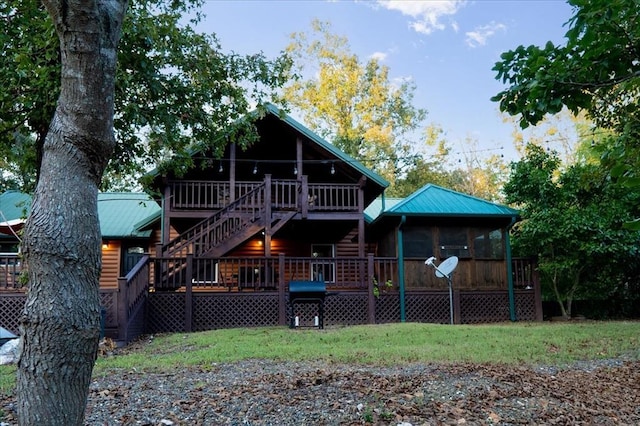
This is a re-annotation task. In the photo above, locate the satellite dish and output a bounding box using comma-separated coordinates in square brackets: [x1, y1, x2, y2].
[435, 256, 458, 278]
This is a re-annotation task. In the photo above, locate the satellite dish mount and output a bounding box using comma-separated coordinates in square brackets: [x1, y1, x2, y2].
[425, 256, 459, 325]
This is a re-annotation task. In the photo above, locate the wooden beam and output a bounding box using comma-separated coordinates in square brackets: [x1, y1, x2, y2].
[230, 143, 236, 202]
[296, 137, 303, 180]
[264, 174, 272, 257]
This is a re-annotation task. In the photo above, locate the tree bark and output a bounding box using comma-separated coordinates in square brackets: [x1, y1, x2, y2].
[17, 1, 127, 425]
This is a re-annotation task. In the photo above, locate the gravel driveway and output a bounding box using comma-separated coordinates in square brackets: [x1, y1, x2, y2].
[2, 353, 639, 425]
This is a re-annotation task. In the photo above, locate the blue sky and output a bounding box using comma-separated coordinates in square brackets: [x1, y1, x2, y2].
[195, 0, 575, 162]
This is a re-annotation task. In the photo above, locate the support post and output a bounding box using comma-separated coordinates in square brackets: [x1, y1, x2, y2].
[264, 174, 272, 257]
[367, 253, 376, 324]
[185, 254, 193, 332]
[506, 218, 517, 321]
[278, 253, 287, 326]
[117, 277, 128, 343]
[229, 143, 236, 202]
[301, 175, 308, 218]
[397, 216, 407, 322]
[453, 289, 461, 324]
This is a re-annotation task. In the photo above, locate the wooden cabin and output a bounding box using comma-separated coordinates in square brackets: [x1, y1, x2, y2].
[0, 105, 541, 344]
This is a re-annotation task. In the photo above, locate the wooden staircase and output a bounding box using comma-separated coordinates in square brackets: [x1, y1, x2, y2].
[156, 181, 298, 289]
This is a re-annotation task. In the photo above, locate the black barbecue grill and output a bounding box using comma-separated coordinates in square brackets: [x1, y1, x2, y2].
[287, 280, 337, 329]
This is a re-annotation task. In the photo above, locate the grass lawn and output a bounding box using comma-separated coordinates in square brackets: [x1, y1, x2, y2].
[2, 320, 639, 395]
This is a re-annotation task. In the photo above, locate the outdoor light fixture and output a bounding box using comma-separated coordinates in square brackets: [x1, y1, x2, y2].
[330, 162, 335, 175]
[218, 161, 223, 173]
[252, 162, 258, 175]
[293, 165, 298, 175]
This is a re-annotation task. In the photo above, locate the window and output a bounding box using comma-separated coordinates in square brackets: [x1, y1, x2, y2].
[403, 227, 433, 258]
[311, 244, 335, 283]
[439, 228, 470, 259]
[473, 228, 504, 259]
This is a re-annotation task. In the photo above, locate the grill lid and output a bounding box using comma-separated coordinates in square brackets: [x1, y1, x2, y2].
[289, 280, 326, 294]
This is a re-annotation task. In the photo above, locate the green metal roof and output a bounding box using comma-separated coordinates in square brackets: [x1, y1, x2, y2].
[0, 190, 31, 221]
[367, 184, 519, 223]
[0, 191, 160, 239]
[364, 197, 403, 223]
[97, 193, 161, 238]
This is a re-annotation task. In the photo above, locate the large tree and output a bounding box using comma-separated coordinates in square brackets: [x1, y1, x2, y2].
[491, 0, 640, 225]
[11, 1, 290, 424]
[282, 19, 427, 188]
[0, 0, 291, 192]
[504, 144, 640, 318]
[17, 2, 128, 424]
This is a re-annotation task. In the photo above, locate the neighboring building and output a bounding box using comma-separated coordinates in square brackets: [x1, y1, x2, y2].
[0, 105, 540, 343]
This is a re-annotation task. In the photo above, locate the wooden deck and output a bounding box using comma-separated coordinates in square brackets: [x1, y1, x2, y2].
[0, 253, 541, 344]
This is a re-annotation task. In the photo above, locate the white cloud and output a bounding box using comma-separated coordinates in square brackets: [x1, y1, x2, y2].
[377, 0, 466, 35]
[465, 21, 507, 47]
[370, 51, 388, 62]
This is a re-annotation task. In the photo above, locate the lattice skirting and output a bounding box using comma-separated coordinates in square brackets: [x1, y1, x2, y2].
[0, 289, 541, 338]
[515, 291, 537, 321]
[0, 293, 27, 335]
[193, 293, 279, 330]
[460, 292, 511, 324]
[147, 293, 186, 333]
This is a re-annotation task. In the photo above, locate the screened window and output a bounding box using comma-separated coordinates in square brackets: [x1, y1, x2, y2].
[473, 228, 504, 259]
[439, 228, 470, 259]
[402, 227, 433, 258]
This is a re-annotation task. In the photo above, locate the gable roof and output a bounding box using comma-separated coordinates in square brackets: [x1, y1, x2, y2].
[0, 191, 160, 239]
[143, 103, 389, 192]
[366, 184, 519, 223]
[263, 104, 389, 189]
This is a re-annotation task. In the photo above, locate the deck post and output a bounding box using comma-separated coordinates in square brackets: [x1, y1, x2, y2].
[278, 253, 287, 325]
[301, 175, 308, 218]
[185, 254, 193, 332]
[229, 143, 236, 202]
[117, 277, 128, 343]
[367, 253, 376, 324]
[505, 219, 517, 321]
[453, 289, 461, 324]
[264, 174, 272, 257]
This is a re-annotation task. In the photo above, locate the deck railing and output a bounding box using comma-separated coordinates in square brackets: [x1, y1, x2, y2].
[0, 253, 21, 290]
[169, 178, 360, 213]
[117, 255, 150, 343]
[152, 254, 400, 292]
[170, 181, 264, 210]
[307, 183, 359, 211]
[512, 257, 538, 289]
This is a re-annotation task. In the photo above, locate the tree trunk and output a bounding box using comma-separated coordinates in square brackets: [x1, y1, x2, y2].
[17, 2, 127, 425]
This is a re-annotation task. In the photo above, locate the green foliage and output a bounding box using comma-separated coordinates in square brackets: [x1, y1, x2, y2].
[372, 276, 393, 298]
[493, 0, 640, 225]
[505, 144, 640, 317]
[282, 19, 427, 188]
[0, 0, 292, 191]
